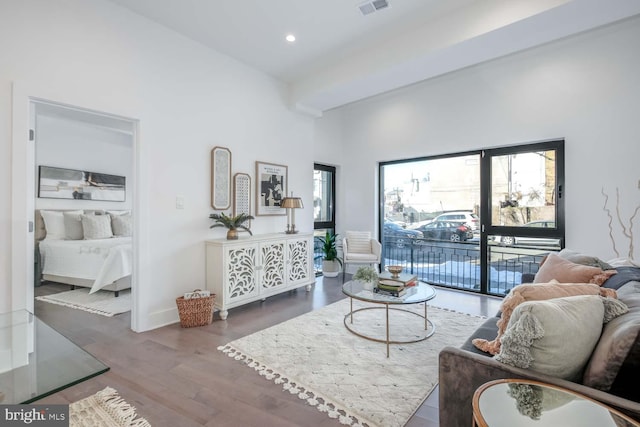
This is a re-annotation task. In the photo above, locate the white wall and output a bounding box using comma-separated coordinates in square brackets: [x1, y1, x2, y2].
[35, 114, 133, 210]
[316, 16, 640, 261]
[0, 0, 315, 326]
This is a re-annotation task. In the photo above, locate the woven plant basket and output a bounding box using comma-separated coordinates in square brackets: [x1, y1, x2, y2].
[176, 291, 215, 328]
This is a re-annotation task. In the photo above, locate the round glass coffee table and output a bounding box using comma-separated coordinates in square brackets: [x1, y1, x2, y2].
[341, 280, 436, 357]
[473, 379, 640, 427]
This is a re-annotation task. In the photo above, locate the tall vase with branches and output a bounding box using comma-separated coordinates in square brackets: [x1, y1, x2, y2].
[602, 187, 640, 260]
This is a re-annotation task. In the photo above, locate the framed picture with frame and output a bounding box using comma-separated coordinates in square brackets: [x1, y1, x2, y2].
[255, 161, 287, 216]
[211, 146, 232, 210]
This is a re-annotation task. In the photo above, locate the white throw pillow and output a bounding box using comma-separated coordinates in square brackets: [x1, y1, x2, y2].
[81, 214, 113, 240]
[110, 213, 132, 237]
[41, 210, 82, 240]
[346, 231, 372, 254]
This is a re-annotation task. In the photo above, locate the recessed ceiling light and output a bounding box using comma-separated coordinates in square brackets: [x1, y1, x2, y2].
[285, 34, 296, 43]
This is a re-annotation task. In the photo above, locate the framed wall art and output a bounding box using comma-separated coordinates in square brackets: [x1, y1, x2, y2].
[38, 165, 126, 202]
[233, 173, 251, 221]
[211, 146, 232, 210]
[255, 161, 287, 216]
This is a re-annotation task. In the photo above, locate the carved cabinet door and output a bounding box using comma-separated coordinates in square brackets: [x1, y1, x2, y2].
[259, 240, 286, 292]
[287, 237, 311, 286]
[225, 244, 259, 302]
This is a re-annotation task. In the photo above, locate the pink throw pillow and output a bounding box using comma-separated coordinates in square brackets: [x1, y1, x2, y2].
[534, 253, 617, 285]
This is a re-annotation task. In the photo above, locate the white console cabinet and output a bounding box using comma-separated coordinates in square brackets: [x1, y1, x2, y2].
[205, 233, 314, 320]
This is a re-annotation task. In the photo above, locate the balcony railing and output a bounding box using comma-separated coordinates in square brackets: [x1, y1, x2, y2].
[382, 237, 550, 296]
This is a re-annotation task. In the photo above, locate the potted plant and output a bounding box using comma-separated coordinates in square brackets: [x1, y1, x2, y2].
[353, 266, 378, 290]
[209, 212, 254, 240]
[315, 231, 342, 277]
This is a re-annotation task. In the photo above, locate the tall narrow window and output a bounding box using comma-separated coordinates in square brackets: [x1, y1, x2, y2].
[313, 164, 336, 274]
[483, 140, 565, 294]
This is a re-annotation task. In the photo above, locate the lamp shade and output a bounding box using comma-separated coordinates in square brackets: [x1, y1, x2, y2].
[281, 197, 304, 209]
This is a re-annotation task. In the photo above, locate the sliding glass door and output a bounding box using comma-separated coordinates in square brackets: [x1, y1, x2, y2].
[380, 140, 564, 296]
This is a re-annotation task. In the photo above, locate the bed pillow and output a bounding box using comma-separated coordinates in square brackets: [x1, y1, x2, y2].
[63, 211, 90, 240]
[40, 210, 82, 240]
[534, 253, 617, 285]
[110, 213, 132, 237]
[495, 295, 628, 381]
[81, 214, 113, 240]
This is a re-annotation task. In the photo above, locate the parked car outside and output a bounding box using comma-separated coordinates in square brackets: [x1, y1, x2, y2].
[415, 221, 473, 242]
[383, 221, 423, 248]
[494, 220, 560, 247]
[433, 211, 480, 231]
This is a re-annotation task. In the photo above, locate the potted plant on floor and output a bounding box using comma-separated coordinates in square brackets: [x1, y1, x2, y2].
[315, 231, 342, 277]
[353, 266, 379, 290]
[209, 212, 254, 240]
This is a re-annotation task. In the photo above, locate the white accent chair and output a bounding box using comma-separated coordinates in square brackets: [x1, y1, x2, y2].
[342, 231, 381, 277]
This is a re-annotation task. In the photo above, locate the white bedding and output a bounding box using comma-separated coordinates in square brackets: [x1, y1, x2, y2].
[39, 237, 132, 293]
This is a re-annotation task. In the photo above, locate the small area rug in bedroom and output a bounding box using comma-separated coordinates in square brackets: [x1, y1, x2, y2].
[218, 298, 485, 427]
[36, 289, 131, 317]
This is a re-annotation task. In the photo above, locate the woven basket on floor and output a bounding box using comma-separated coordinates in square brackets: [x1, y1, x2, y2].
[176, 291, 215, 328]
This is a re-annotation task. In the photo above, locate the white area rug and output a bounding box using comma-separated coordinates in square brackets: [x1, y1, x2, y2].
[219, 298, 485, 427]
[36, 288, 131, 317]
[70, 386, 150, 427]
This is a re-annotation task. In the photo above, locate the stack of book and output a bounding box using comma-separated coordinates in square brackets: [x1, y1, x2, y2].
[374, 272, 418, 297]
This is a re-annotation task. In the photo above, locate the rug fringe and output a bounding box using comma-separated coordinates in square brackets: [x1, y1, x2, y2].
[94, 387, 151, 427]
[35, 296, 116, 317]
[217, 345, 373, 427]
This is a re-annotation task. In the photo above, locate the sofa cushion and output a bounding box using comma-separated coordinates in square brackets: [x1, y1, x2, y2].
[533, 253, 617, 285]
[495, 295, 628, 381]
[583, 280, 640, 391]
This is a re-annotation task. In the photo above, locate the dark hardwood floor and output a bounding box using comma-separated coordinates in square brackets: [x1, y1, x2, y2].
[34, 277, 501, 426]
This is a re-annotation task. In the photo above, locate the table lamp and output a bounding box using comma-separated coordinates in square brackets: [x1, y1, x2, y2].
[281, 192, 304, 234]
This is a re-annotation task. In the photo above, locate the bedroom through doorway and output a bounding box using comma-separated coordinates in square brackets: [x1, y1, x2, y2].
[31, 100, 136, 323]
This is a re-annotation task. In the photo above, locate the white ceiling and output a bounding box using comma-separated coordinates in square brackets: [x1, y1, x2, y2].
[107, 0, 640, 115]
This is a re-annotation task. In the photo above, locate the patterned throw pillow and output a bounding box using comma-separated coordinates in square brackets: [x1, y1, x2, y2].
[81, 214, 113, 240]
[110, 213, 132, 237]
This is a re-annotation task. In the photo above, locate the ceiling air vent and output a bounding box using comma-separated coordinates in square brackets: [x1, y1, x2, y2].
[358, 0, 389, 16]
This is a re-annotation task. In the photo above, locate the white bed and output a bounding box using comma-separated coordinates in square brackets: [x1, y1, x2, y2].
[39, 237, 132, 295]
[35, 209, 132, 296]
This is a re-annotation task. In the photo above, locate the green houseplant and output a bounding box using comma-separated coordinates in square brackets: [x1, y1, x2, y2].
[315, 231, 343, 277]
[353, 266, 379, 290]
[209, 212, 254, 240]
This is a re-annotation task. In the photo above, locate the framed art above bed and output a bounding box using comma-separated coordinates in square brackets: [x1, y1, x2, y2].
[38, 165, 126, 202]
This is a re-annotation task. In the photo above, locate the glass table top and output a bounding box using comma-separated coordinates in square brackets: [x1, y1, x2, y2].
[342, 280, 436, 304]
[0, 310, 109, 404]
[475, 379, 640, 427]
